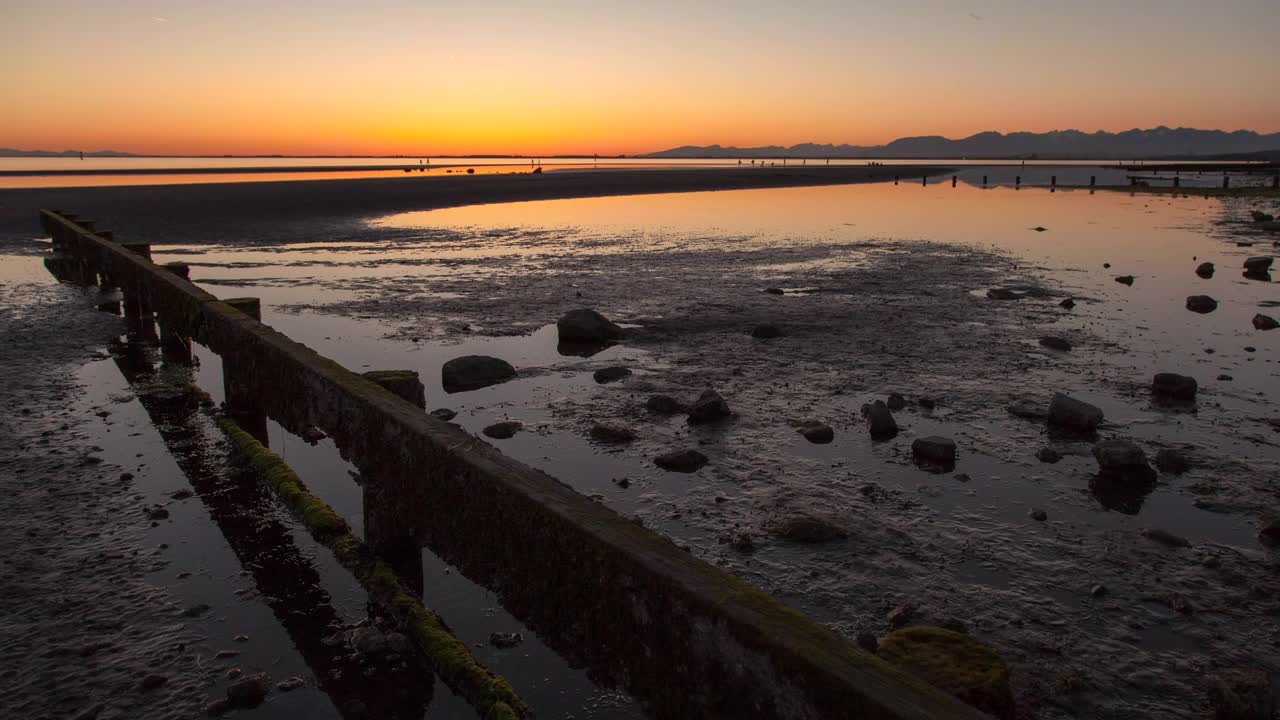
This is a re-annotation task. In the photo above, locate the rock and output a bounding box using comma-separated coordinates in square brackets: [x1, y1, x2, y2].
[1035, 447, 1062, 464]
[144, 506, 169, 521]
[1059, 298, 1076, 309]
[1033, 226, 1047, 232]
[1186, 295, 1218, 314]
[277, 677, 305, 692]
[751, 323, 784, 339]
[1047, 393, 1103, 433]
[1258, 512, 1280, 546]
[1007, 398, 1047, 421]
[592, 366, 631, 384]
[590, 421, 636, 444]
[770, 512, 847, 543]
[1218, 374, 1234, 381]
[430, 408, 457, 421]
[482, 421, 522, 439]
[863, 400, 898, 439]
[886, 393, 906, 411]
[1114, 275, 1134, 286]
[654, 449, 708, 473]
[557, 308, 623, 342]
[1090, 584, 1107, 598]
[489, 632, 524, 649]
[441, 355, 516, 393]
[1092, 439, 1151, 478]
[1039, 336, 1072, 351]
[1152, 372, 1198, 401]
[1243, 256, 1273, 272]
[1196, 261, 1215, 278]
[912, 436, 957, 465]
[765, 287, 785, 295]
[687, 389, 730, 424]
[1141, 528, 1191, 548]
[986, 288, 1020, 300]
[361, 370, 426, 408]
[1253, 314, 1279, 331]
[877, 627, 1015, 719]
[226, 672, 271, 709]
[918, 397, 937, 410]
[1029, 509, 1048, 521]
[206, 698, 233, 716]
[645, 394, 683, 414]
[301, 425, 327, 443]
[796, 420, 834, 444]
[1155, 448, 1191, 475]
[139, 674, 168, 691]
[1206, 669, 1275, 720]
[1251, 211, 1276, 222]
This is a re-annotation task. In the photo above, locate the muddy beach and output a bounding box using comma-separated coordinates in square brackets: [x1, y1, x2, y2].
[3, 173, 1279, 719]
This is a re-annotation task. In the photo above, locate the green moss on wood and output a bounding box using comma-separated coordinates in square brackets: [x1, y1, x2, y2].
[878, 626, 1015, 719]
[213, 414, 529, 719]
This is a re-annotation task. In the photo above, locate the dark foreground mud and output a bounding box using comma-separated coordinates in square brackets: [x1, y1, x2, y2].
[0, 276, 220, 719]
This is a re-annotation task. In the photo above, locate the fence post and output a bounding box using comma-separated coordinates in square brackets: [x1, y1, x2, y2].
[222, 297, 268, 444]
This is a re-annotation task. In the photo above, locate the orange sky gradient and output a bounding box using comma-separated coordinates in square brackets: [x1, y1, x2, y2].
[3, 1, 1278, 156]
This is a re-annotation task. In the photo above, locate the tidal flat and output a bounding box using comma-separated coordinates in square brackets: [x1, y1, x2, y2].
[2, 171, 1277, 719]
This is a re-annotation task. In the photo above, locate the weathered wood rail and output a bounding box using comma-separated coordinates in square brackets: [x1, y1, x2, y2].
[40, 209, 991, 720]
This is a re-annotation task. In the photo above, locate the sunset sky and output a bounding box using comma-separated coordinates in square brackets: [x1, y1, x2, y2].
[3, 0, 1277, 156]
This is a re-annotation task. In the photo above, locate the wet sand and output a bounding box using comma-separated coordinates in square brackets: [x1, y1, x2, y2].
[0, 166, 949, 247]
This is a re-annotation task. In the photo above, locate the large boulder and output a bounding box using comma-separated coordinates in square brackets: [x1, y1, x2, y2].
[482, 420, 522, 439]
[1047, 393, 1103, 433]
[362, 370, 426, 408]
[877, 627, 1015, 719]
[442, 355, 516, 393]
[557, 308, 623, 342]
[687, 389, 730, 424]
[1186, 295, 1218, 314]
[1093, 439, 1151, 478]
[912, 436, 957, 465]
[1243, 256, 1273, 272]
[863, 400, 898, 439]
[1254, 314, 1279, 331]
[593, 366, 631, 384]
[654, 449, 708, 472]
[1152, 372, 1197, 401]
